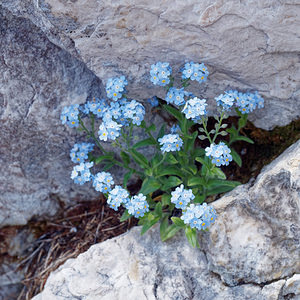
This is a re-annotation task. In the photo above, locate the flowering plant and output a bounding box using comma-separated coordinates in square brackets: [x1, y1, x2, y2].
[61, 61, 264, 247]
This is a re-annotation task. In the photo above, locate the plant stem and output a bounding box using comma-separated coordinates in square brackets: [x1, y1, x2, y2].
[201, 117, 213, 144]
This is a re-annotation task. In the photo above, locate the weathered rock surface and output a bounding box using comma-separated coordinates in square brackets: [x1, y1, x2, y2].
[33, 140, 300, 299]
[202, 139, 300, 286]
[0, 7, 103, 227]
[3, 0, 300, 130]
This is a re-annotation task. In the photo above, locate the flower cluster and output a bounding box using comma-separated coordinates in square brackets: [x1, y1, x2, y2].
[182, 62, 209, 83]
[158, 134, 183, 153]
[235, 91, 264, 114]
[150, 62, 172, 86]
[107, 186, 129, 211]
[98, 120, 122, 141]
[93, 171, 114, 193]
[60, 104, 80, 128]
[106, 76, 128, 101]
[215, 93, 235, 111]
[181, 203, 217, 230]
[166, 87, 185, 106]
[125, 193, 149, 218]
[123, 100, 145, 126]
[70, 143, 94, 164]
[205, 142, 232, 166]
[81, 98, 107, 118]
[71, 162, 93, 185]
[215, 90, 264, 114]
[182, 97, 207, 121]
[171, 185, 195, 209]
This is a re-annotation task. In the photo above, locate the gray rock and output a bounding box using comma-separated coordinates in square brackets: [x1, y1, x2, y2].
[33, 140, 300, 299]
[0, 7, 103, 227]
[202, 140, 300, 286]
[3, 0, 300, 130]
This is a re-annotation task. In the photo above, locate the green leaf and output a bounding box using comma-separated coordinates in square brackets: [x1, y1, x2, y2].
[187, 177, 206, 187]
[206, 179, 241, 196]
[171, 217, 185, 228]
[185, 131, 198, 152]
[141, 216, 160, 235]
[232, 135, 254, 144]
[193, 194, 206, 204]
[146, 124, 156, 132]
[185, 227, 199, 248]
[133, 138, 157, 149]
[238, 114, 248, 129]
[160, 216, 169, 239]
[94, 154, 114, 164]
[195, 156, 209, 167]
[161, 176, 182, 191]
[161, 194, 171, 207]
[123, 170, 133, 187]
[120, 151, 130, 166]
[157, 124, 166, 139]
[161, 224, 182, 242]
[163, 104, 183, 121]
[231, 148, 242, 167]
[130, 149, 149, 169]
[151, 153, 162, 167]
[156, 166, 185, 178]
[165, 153, 178, 164]
[210, 167, 226, 180]
[103, 162, 115, 171]
[186, 164, 197, 175]
[154, 202, 162, 218]
[226, 126, 238, 136]
[120, 209, 131, 222]
[140, 178, 161, 195]
[191, 148, 205, 159]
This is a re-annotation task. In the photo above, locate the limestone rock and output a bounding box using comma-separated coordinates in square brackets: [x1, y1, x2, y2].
[33, 140, 300, 299]
[0, 7, 103, 227]
[3, 0, 300, 129]
[202, 140, 300, 285]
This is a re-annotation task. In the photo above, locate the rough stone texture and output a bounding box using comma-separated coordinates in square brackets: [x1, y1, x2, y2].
[3, 0, 300, 130]
[202, 139, 300, 286]
[33, 140, 300, 299]
[0, 7, 103, 227]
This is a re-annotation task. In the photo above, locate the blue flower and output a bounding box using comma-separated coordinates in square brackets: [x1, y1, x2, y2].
[60, 104, 80, 128]
[81, 98, 108, 118]
[158, 134, 183, 153]
[147, 96, 159, 107]
[106, 76, 128, 101]
[226, 90, 264, 114]
[182, 62, 209, 83]
[150, 62, 172, 86]
[170, 124, 181, 134]
[125, 193, 149, 218]
[107, 186, 129, 211]
[182, 97, 207, 121]
[122, 100, 145, 125]
[70, 143, 94, 164]
[98, 120, 122, 141]
[171, 184, 195, 209]
[215, 93, 235, 111]
[166, 87, 185, 106]
[205, 142, 232, 166]
[93, 171, 114, 193]
[71, 162, 93, 185]
[181, 203, 217, 230]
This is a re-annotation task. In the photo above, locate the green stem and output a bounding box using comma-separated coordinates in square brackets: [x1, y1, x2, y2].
[212, 111, 225, 143]
[78, 116, 107, 154]
[201, 117, 213, 144]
